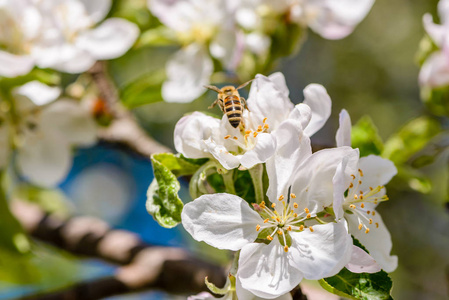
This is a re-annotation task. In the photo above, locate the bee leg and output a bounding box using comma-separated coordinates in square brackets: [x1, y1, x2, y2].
[208, 99, 219, 109]
[240, 97, 249, 111]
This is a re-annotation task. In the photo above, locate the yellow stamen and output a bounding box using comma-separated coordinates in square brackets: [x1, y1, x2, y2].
[354, 194, 358, 200]
[304, 208, 310, 214]
[293, 213, 298, 218]
[263, 117, 267, 123]
[293, 203, 298, 208]
[299, 225, 304, 231]
[287, 226, 292, 231]
[267, 236, 273, 241]
[358, 180, 362, 185]
[257, 125, 262, 132]
[278, 195, 284, 201]
[233, 136, 238, 140]
[277, 230, 283, 235]
[284, 245, 289, 252]
[271, 203, 276, 208]
[358, 224, 363, 230]
[224, 135, 231, 139]
[351, 174, 356, 180]
[263, 123, 269, 129]
[245, 130, 251, 134]
[306, 213, 311, 219]
[349, 183, 354, 188]
[365, 228, 370, 234]
[375, 223, 379, 228]
[309, 226, 314, 232]
[290, 193, 296, 199]
[360, 203, 365, 208]
[367, 210, 371, 214]
[372, 211, 376, 216]
[253, 132, 258, 138]
[369, 218, 373, 224]
[256, 225, 261, 231]
[358, 169, 364, 176]
[263, 218, 269, 223]
[349, 204, 356, 209]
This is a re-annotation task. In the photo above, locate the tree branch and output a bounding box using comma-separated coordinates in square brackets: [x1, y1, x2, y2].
[12, 200, 226, 299]
[88, 61, 171, 157]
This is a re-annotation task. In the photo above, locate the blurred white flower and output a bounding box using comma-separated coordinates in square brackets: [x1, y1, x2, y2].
[0, 0, 139, 77]
[148, 0, 242, 103]
[420, 0, 449, 88]
[0, 81, 97, 187]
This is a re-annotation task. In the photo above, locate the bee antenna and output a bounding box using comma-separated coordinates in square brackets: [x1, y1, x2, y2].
[204, 85, 222, 93]
[236, 79, 254, 90]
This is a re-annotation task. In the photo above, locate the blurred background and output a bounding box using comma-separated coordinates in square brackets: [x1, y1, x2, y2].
[2, 0, 449, 299]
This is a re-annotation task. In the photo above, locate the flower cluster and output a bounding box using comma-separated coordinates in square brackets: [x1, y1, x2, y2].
[147, 0, 375, 103]
[177, 73, 397, 299]
[0, 0, 139, 77]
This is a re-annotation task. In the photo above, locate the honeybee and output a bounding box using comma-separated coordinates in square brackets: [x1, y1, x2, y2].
[204, 80, 252, 128]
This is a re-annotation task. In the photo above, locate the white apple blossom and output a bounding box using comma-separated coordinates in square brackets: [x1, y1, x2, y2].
[182, 122, 358, 298]
[148, 0, 243, 103]
[0, 0, 139, 77]
[332, 109, 398, 273]
[174, 72, 332, 170]
[420, 0, 449, 88]
[0, 81, 97, 187]
[236, 0, 375, 40]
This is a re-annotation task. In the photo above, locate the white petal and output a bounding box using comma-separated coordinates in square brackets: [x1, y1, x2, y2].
[13, 81, 60, 106]
[346, 245, 381, 274]
[76, 18, 139, 60]
[35, 44, 96, 74]
[17, 132, 72, 187]
[238, 240, 303, 299]
[162, 45, 213, 103]
[181, 193, 261, 251]
[336, 109, 351, 147]
[333, 156, 353, 220]
[245, 32, 271, 56]
[236, 277, 293, 300]
[358, 155, 397, 191]
[0, 51, 34, 77]
[40, 99, 97, 146]
[187, 292, 216, 300]
[79, 0, 111, 23]
[174, 112, 220, 159]
[210, 29, 242, 70]
[266, 120, 311, 201]
[240, 133, 276, 169]
[306, 0, 375, 40]
[268, 72, 290, 100]
[289, 221, 352, 279]
[302, 84, 331, 137]
[247, 74, 294, 130]
[346, 211, 398, 272]
[204, 138, 241, 170]
[419, 51, 449, 88]
[422, 14, 446, 47]
[288, 103, 312, 131]
[292, 147, 359, 214]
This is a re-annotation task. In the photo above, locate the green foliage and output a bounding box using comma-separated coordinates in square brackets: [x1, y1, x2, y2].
[382, 116, 441, 165]
[147, 154, 205, 228]
[421, 86, 449, 117]
[13, 185, 71, 216]
[0, 69, 60, 92]
[319, 269, 393, 300]
[234, 170, 256, 204]
[351, 116, 384, 157]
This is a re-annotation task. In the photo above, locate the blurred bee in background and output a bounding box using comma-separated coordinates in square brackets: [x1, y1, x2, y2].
[204, 80, 252, 128]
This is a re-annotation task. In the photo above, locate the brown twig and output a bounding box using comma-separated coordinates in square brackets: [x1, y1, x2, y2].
[88, 62, 171, 157]
[12, 200, 226, 300]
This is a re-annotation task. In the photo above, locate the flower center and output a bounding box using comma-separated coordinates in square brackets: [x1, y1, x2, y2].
[253, 192, 313, 252]
[344, 169, 389, 234]
[223, 117, 270, 152]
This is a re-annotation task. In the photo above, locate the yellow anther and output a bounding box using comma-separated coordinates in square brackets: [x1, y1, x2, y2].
[277, 230, 283, 235]
[372, 211, 376, 216]
[369, 218, 373, 224]
[293, 213, 298, 218]
[349, 183, 354, 188]
[244, 134, 250, 139]
[358, 180, 362, 185]
[360, 190, 364, 194]
[351, 174, 356, 180]
[304, 208, 310, 213]
[360, 203, 365, 208]
[369, 187, 373, 191]
[290, 193, 296, 199]
[256, 225, 261, 231]
[267, 236, 273, 241]
[263, 117, 267, 123]
[263, 218, 269, 223]
[284, 245, 289, 252]
[253, 132, 258, 138]
[306, 213, 311, 219]
[224, 135, 231, 139]
[309, 226, 314, 232]
[287, 226, 292, 231]
[349, 204, 356, 209]
[278, 195, 284, 201]
[245, 130, 251, 134]
[299, 225, 304, 231]
[276, 217, 280, 222]
[293, 203, 298, 208]
[354, 194, 358, 200]
[257, 125, 262, 132]
[271, 203, 276, 208]
[358, 224, 363, 230]
[360, 195, 364, 200]
[375, 222, 379, 228]
[233, 136, 238, 140]
[367, 210, 371, 214]
[358, 169, 364, 177]
[365, 228, 370, 234]
[263, 123, 269, 129]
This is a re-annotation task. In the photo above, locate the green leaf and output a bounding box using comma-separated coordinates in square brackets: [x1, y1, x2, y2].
[319, 268, 394, 300]
[146, 157, 184, 228]
[234, 170, 256, 204]
[351, 116, 384, 157]
[383, 116, 441, 165]
[119, 69, 165, 108]
[152, 153, 206, 177]
[136, 26, 178, 47]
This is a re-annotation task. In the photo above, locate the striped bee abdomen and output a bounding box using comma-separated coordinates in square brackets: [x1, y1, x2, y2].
[223, 95, 243, 128]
